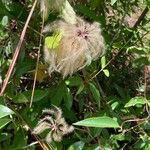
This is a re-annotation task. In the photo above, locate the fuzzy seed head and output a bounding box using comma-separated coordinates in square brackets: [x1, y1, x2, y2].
[44, 17, 105, 78]
[33, 106, 74, 143]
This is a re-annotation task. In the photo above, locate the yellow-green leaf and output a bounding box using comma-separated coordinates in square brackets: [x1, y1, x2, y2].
[125, 97, 146, 108]
[103, 69, 110, 77]
[101, 56, 106, 69]
[45, 32, 62, 49]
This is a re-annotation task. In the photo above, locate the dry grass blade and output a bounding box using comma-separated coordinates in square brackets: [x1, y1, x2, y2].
[0, 0, 38, 96]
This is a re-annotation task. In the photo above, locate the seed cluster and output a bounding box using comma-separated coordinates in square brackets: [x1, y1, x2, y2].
[44, 17, 105, 78]
[33, 106, 74, 143]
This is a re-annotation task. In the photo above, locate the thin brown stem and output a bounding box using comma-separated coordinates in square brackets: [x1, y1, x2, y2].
[144, 66, 147, 99]
[121, 115, 150, 133]
[144, 66, 150, 115]
[0, 0, 38, 96]
[30, 16, 45, 108]
[133, 7, 149, 29]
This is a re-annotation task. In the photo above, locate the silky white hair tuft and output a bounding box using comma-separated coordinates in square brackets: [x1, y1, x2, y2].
[44, 17, 105, 78]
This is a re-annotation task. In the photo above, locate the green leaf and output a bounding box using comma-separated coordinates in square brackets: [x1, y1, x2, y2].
[76, 83, 85, 95]
[45, 32, 62, 49]
[0, 118, 11, 129]
[13, 93, 28, 103]
[73, 116, 120, 128]
[114, 84, 126, 99]
[112, 133, 126, 141]
[0, 1, 11, 16]
[0, 133, 12, 142]
[15, 59, 35, 77]
[13, 89, 49, 103]
[10, 128, 27, 149]
[111, 101, 119, 110]
[68, 141, 85, 150]
[101, 56, 106, 69]
[103, 69, 110, 77]
[65, 76, 84, 95]
[51, 83, 65, 106]
[83, 146, 100, 150]
[65, 76, 83, 87]
[89, 83, 101, 108]
[26, 89, 49, 102]
[89, 0, 103, 9]
[63, 87, 73, 110]
[2, 16, 8, 26]
[125, 97, 146, 108]
[111, 0, 117, 5]
[74, 4, 102, 21]
[112, 43, 123, 48]
[0, 105, 14, 119]
[145, 0, 150, 7]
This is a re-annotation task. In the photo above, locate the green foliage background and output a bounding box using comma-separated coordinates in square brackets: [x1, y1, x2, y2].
[0, 0, 150, 149]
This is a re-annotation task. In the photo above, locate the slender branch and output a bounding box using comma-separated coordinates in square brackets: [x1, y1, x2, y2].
[144, 66, 150, 115]
[0, 0, 38, 96]
[133, 7, 149, 29]
[144, 66, 148, 99]
[30, 16, 44, 108]
[120, 115, 150, 133]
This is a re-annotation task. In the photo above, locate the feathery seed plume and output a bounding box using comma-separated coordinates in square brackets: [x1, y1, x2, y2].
[33, 106, 74, 143]
[44, 17, 105, 78]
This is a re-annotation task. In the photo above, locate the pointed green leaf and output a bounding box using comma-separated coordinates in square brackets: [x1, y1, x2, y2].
[0, 105, 14, 119]
[10, 128, 27, 149]
[146, 0, 150, 7]
[101, 56, 106, 69]
[74, 4, 101, 21]
[51, 83, 65, 106]
[63, 87, 73, 110]
[68, 141, 85, 150]
[0, 118, 11, 129]
[125, 97, 146, 108]
[103, 69, 110, 77]
[89, 83, 101, 108]
[14, 93, 28, 103]
[0, 133, 11, 142]
[76, 83, 85, 95]
[65, 76, 83, 87]
[13, 89, 49, 103]
[45, 32, 62, 49]
[2, 16, 8, 26]
[111, 0, 117, 5]
[74, 116, 120, 128]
